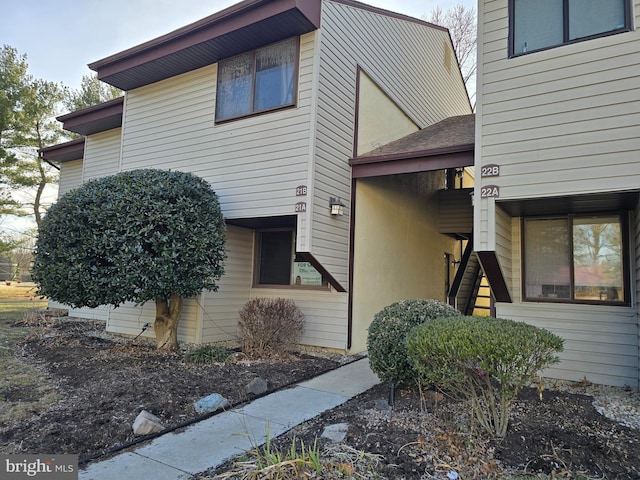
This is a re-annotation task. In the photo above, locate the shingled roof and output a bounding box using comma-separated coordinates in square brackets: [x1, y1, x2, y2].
[350, 114, 475, 178]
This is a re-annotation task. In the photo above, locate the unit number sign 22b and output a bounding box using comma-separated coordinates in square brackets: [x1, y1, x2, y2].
[480, 164, 500, 198]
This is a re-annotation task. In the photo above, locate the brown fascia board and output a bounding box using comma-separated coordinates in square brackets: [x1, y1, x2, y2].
[57, 97, 124, 135]
[349, 144, 474, 179]
[38, 137, 85, 163]
[88, 0, 321, 91]
[350, 143, 475, 166]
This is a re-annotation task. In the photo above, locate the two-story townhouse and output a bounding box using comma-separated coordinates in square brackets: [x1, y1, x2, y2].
[475, 0, 640, 387]
[40, 0, 472, 353]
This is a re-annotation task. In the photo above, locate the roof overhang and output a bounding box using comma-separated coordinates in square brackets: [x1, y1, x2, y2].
[38, 137, 85, 163]
[56, 97, 124, 135]
[350, 144, 474, 178]
[349, 114, 475, 178]
[89, 0, 322, 91]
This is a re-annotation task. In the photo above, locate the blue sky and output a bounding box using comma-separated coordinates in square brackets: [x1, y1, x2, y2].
[2, 0, 475, 90]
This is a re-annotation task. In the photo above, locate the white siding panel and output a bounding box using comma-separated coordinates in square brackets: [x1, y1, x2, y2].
[57, 159, 83, 197]
[83, 129, 121, 182]
[119, 40, 315, 221]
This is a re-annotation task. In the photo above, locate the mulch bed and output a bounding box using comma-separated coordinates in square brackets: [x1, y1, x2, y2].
[2, 316, 640, 479]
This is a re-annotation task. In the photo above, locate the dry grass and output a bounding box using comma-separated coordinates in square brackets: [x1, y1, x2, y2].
[0, 283, 61, 427]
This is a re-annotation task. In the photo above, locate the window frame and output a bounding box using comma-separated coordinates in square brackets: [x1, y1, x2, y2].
[521, 213, 630, 306]
[253, 228, 330, 290]
[508, 0, 633, 57]
[215, 37, 300, 123]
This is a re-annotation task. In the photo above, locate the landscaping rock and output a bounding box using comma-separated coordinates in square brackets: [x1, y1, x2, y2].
[132, 410, 164, 436]
[321, 423, 349, 443]
[246, 377, 268, 395]
[194, 393, 229, 413]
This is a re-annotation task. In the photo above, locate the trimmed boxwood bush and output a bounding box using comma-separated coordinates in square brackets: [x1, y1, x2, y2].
[367, 299, 463, 387]
[407, 316, 564, 437]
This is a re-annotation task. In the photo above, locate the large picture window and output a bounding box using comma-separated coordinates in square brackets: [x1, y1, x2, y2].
[215, 38, 298, 122]
[523, 214, 628, 304]
[255, 229, 328, 288]
[510, 0, 630, 56]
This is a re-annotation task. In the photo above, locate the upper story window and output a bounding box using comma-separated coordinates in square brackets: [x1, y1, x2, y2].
[523, 214, 629, 305]
[510, 0, 631, 56]
[255, 229, 328, 288]
[215, 37, 298, 122]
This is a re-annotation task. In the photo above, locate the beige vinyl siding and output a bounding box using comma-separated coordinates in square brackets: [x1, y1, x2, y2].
[636, 200, 640, 385]
[83, 129, 122, 182]
[494, 204, 512, 293]
[478, 0, 640, 386]
[118, 34, 315, 222]
[478, 4, 640, 204]
[106, 297, 200, 342]
[494, 217, 639, 388]
[47, 300, 111, 322]
[476, 1, 640, 251]
[250, 289, 348, 350]
[200, 225, 253, 343]
[497, 303, 638, 387]
[57, 159, 83, 197]
[313, 1, 472, 288]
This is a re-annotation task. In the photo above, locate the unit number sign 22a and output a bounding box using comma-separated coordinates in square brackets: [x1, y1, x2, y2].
[480, 164, 500, 198]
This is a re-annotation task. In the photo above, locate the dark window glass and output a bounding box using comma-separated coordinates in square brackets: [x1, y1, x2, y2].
[511, 0, 628, 56]
[523, 215, 627, 304]
[216, 38, 297, 121]
[258, 231, 292, 285]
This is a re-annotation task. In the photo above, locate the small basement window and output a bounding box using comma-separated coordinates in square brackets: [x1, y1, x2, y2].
[255, 229, 328, 288]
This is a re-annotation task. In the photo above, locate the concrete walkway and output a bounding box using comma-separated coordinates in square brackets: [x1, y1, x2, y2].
[80, 357, 380, 480]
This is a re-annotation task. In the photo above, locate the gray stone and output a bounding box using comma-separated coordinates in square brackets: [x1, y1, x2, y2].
[246, 377, 268, 396]
[194, 393, 229, 413]
[321, 423, 349, 443]
[132, 410, 164, 436]
[374, 399, 390, 411]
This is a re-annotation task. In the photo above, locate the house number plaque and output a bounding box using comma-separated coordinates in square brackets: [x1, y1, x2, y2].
[295, 202, 307, 212]
[296, 185, 307, 196]
[481, 164, 500, 177]
[480, 185, 500, 198]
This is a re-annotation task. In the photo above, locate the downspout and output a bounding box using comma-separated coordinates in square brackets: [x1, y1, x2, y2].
[347, 177, 356, 350]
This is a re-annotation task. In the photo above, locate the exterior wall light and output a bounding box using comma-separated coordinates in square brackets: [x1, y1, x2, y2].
[329, 197, 345, 216]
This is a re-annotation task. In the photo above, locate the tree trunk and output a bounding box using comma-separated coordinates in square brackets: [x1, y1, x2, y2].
[154, 294, 183, 350]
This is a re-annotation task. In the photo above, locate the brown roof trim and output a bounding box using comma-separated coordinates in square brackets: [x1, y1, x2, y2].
[351, 150, 474, 178]
[89, 0, 321, 90]
[349, 113, 475, 178]
[351, 143, 474, 166]
[57, 97, 124, 136]
[476, 251, 512, 303]
[38, 137, 85, 163]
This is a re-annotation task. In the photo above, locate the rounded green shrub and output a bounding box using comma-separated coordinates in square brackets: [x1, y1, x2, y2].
[367, 299, 463, 387]
[407, 316, 564, 437]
